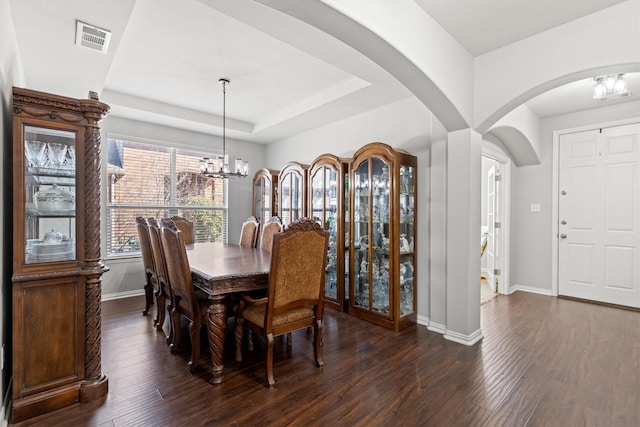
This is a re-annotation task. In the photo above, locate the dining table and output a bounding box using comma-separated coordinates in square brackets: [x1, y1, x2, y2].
[186, 242, 271, 384]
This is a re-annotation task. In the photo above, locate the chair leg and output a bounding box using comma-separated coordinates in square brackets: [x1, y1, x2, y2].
[156, 291, 166, 332]
[313, 320, 324, 368]
[169, 309, 181, 353]
[266, 333, 275, 387]
[188, 321, 199, 371]
[142, 274, 153, 316]
[166, 301, 174, 345]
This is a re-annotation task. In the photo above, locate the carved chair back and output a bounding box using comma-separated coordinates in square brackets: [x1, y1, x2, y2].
[160, 218, 207, 369]
[136, 216, 156, 281]
[136, 216, 157, 317]
[147, 217, 174, 338]
[239, 215, 260, 248]
[168, 215, 195, 245]
[260, 216, 283, 252]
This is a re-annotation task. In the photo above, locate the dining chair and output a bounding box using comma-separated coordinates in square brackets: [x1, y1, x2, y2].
[136, 216, 157, 319]
[235, 217, 329, 386]
[169, 215, 195, 245]
[259, 215, 283, 252]
[239, 215, 260, 248]
[160, 218, 210, 371]
[147, 217, 174, 342]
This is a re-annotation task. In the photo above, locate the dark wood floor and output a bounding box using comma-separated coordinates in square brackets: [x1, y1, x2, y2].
[12, 292, 640, 426]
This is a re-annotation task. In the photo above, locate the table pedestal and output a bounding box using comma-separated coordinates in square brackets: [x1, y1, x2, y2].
[206, 295, 228, 384]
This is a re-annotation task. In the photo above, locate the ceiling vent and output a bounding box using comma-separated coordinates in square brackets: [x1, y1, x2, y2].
[75, 20, 111, 54]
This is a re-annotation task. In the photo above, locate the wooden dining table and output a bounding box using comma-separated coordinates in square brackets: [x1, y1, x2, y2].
[186, 242, 271, 384]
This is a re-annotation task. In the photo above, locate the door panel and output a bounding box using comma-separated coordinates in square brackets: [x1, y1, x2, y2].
[486, 166, 495, 289]
[558, 124, 640, 307]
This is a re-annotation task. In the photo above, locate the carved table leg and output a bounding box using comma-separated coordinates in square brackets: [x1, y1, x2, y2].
[207, 294, 227, 384]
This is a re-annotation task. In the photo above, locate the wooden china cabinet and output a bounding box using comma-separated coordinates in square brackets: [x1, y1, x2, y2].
[252, 168, 279, 225]
[349, 142, 417, 330]
[309, 154, 350, 311]
[278, 161, 309, 227]
[11, 87, 110, 422]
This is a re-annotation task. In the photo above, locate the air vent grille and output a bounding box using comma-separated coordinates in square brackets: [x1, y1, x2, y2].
[75, 20, 111, 54]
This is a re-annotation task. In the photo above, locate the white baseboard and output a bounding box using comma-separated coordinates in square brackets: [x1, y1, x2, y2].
[101, 289, 146, 301]
[416, 314, 429, 328]
[427, 321, 446, 335]
[508, 285, 553, 296]
[444, 328, 484, 346]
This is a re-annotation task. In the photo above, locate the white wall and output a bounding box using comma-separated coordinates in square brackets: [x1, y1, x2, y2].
[0, 0, 25, 420]
[265, 97, 433, 167]
[509, 100, 640, 293]
[99, 115, 266, 297]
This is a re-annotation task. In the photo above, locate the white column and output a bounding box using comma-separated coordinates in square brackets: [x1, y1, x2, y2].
[444, 129, 483, 345]
[427, 138, 447, 333]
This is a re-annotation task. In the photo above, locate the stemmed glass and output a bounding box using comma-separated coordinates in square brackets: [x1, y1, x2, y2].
[25, 141, 46, 167]
[46, 143, 67, 169]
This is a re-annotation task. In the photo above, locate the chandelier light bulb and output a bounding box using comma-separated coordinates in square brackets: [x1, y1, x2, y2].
[614, 76, 628, 95]
[604, 76, 616, 91]
[593, 73, 630, 101]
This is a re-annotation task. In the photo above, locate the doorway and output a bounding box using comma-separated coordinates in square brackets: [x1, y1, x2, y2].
[481, 146, 511, 300]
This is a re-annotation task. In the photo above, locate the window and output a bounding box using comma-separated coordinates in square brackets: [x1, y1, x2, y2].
[106, 138, 226, 257]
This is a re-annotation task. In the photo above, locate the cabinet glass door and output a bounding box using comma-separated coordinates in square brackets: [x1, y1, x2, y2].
[280, 171, 303, 226]
[399, 165, 415, 315]
[253, 176, 271, 224]
[344, 171, 349, 307]
[23, 125, 77, 264]
[353, 157, 392, 315]
[371, 158, 391, 314]
[311, 165, 339, 302]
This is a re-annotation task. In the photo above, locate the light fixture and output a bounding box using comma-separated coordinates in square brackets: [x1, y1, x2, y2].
[593, 73, 631, 101]
[200, 78, 249, 179]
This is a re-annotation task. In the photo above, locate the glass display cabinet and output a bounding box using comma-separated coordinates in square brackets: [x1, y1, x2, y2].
[349, 142, 417, 330]
[278, 161, 309, 227]
[252, 168, 279, 225]
[309, 154, 349, 311]
[11, 87, 110, 422]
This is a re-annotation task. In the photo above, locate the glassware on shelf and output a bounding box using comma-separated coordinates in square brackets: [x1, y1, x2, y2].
[63, 145, 76, 170]
[45, 143, 68, 169]
[34, 184, 75, 212]
[43, 228, 63, 244]
[25, 140, 47, 167]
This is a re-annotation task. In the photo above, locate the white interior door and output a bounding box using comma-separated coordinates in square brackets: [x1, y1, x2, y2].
[486, 165, 496, 290]
[558, 124, 640, 307]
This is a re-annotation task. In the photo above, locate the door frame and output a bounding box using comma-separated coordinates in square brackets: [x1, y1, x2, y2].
[551, 117, 640, 297]
[482, 144, 511, 295]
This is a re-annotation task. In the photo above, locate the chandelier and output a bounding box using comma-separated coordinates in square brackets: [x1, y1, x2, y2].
[200, 78, 249, 179]
[593, 74, 631, 101]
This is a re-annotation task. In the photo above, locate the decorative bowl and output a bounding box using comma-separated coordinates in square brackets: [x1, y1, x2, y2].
[34, 184, 75, 212]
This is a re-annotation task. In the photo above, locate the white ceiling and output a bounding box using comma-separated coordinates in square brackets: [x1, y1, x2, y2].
[414, 0, 630, 56]
[8, 0, 638, 144]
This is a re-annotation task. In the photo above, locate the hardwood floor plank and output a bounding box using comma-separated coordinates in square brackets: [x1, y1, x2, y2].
[11, 292, 640, 426]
